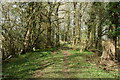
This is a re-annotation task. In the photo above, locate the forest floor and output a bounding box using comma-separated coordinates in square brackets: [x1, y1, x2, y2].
[2, 46, 119, 79]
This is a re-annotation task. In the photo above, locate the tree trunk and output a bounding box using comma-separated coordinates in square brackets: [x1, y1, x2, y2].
[55, 3, 60, 47]
[73, 2, 77, 46]
[46, 2, 53, 48]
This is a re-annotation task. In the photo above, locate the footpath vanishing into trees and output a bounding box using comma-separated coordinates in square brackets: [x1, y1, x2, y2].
[1, 2, 120, 79]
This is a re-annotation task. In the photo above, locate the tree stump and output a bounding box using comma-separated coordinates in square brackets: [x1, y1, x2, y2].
[100, 39, 116, 66]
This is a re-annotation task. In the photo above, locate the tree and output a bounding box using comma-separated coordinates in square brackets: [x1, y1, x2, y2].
[100, 2, 120, 64]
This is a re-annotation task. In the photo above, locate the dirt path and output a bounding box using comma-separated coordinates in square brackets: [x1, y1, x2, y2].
[63, 51, 71, 78]
[33, 50, 117, 78]
[3, 48, 118, 78]
[33, 50, 72, 78]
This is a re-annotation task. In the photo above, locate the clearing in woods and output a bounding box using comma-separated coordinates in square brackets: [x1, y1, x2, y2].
[3, 47, 118, 78]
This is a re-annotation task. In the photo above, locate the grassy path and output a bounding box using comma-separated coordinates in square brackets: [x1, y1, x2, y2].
[33, 50, 117, 78]
[63, 51, 71, 78]
[2, 48, 118, 78]
[33, 50, 71, 78]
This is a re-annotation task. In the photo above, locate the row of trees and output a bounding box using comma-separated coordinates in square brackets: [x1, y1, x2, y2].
[1, 2, 120, 62]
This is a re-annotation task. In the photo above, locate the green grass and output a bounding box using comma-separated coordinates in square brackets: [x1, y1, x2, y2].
[2, 49, 55, 78]
[2, 48, 118, 78]
[67, 50, 118, 78]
